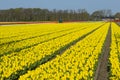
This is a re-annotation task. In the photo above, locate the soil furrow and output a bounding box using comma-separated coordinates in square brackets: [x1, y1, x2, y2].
[94, 22, 111, 80]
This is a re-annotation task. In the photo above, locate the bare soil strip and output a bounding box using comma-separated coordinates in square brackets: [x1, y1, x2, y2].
[0, 21, 54, 25]
[116, 22, 120, 26]
[94, 23, 111, 80]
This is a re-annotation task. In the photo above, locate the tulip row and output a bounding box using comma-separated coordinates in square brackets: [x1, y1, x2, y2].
[109, 22, 120, 80]
[0, 23, 91, 40]
[0, 22, 95, 56]
[18, 23, 109, 80]
[0, 22, 104, 79]
[0, 25, 86, 56]
[0, 23, 86, 45]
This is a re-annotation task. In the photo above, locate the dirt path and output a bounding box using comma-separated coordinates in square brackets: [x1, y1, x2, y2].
[94, 23, 111, 80]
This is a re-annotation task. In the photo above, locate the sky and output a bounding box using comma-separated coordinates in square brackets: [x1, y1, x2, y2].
[0, 0, 120, 14]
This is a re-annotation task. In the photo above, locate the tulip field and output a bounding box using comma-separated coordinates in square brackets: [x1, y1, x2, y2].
[0, 22, 120, 80]
[109, 23, 120, 80]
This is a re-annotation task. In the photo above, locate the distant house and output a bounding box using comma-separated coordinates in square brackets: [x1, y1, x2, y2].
[102, 17, 115, 21]
[114, 18, 120, 22]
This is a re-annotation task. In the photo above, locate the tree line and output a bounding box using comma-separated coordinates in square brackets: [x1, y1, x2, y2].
[0, 8, 120, 22]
